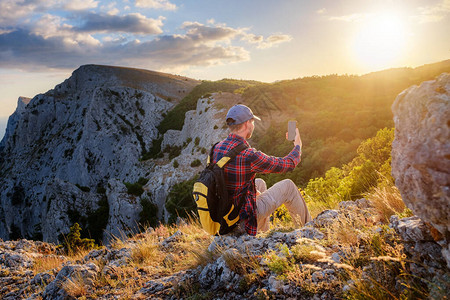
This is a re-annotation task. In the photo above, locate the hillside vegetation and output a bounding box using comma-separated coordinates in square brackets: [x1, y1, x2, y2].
[246, 60, 450, 187]
[164, 60, 449, 221]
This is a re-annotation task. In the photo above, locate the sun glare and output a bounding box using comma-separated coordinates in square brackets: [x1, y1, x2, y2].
[352, 14, 406, 69]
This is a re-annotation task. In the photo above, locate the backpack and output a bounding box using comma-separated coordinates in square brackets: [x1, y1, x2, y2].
[193, 142, 248, 235]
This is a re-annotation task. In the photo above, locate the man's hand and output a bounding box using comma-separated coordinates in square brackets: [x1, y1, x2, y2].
[294, 128, 302, 149]
[286, 128, 302, 150]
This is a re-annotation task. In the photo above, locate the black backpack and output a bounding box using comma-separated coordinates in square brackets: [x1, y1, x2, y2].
[193, 142, 248, 235]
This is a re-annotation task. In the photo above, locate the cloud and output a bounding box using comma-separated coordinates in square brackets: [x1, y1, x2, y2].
[328, 13, 368, 23]
[0, 0, 58, 26]
[241, 33, 292, 49]
[75, 13, 165, 34]
[0, 22, 250, 71]
[181, 21, 241, 43]
[0, 2, 290, 73]
[414, 0, 450, 23]
[63, 0, 99, 11]
[135, 0, 177, 10]
[316, 8, 326, 14]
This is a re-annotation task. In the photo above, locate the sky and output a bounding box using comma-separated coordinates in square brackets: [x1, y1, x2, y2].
[0, 0, 449, 139]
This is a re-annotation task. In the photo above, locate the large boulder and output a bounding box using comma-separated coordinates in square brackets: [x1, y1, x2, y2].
[391, 73, 450, 240]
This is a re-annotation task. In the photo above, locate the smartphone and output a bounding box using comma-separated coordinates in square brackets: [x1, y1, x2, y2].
[288, 120, 297, 141]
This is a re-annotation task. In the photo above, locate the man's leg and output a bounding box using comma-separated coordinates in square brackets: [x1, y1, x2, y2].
[256, 179, 312, 232]
[255, 178, 269, 231]
[255, 178, 267, 193]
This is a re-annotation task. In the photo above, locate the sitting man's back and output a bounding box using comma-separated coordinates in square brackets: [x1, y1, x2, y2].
[212, 104, 311, 235]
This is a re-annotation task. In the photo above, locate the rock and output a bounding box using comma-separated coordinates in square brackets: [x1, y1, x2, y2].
[104, 248, 132, 267]
[298, 227, 325, 240]
[161, 230, 185, 248]
[43, 263, 99, 300]
[331, 252, 341, 263]
[104, 179, 141, 241]
[391, 216, 435, 242]
[355, 198, 373, 209]
[30, 272, 55, 286]
[311, 210, 340, 227]
[338, 201, 358, 210]
[391, 72, 450, 240]
[443, 244, 450, 269]
[198, 253, 240, 290]
[268, 275, 283, 292]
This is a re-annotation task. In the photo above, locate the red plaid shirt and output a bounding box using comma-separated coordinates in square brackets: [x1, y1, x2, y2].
[212, 133, 301, 235]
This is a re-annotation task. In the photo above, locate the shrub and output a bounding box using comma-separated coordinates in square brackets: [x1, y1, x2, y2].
[165, 176, 198, 223]
[61, 223, 97, 255]
[138, 177, 149, 186]
[75, 184, 91, 193]
[164, 145, 182, 160]
[190, 159, 202, 167]
[194, 137, 200, 146]
[173, 160, 179, 168]
[304, 128, 395, 211]
[141, 136, 163, 161]
[11, 185, 25, 206]
[139, 198, 158, 228]
[125, 182, 145, 197]
[86, 197, 109, 244]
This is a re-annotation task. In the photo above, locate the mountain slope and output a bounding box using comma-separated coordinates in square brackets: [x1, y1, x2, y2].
[0, 65, 202, 243]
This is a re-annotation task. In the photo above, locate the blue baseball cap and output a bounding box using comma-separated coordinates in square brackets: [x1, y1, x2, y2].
[226, 104, 261, 125]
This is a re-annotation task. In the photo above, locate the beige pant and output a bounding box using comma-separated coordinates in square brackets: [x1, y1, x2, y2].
[255, 178, 312, 232]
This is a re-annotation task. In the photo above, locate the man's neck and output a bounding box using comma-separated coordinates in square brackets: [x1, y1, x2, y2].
[231, 131, 247, 140]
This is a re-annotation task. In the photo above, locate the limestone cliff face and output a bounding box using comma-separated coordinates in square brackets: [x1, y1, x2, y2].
[0, 65, 231, 243]
[391, 73, 450, 238]
[391, 73, 450, 267]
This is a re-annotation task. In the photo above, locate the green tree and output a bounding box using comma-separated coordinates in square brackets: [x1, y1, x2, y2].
[304, 128, 394, 206]
[165, 176, 198, 223]
[61, 223, 97, 255]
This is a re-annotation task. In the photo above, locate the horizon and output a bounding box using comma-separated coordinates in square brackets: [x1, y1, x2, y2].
[1, 0, 449, 139]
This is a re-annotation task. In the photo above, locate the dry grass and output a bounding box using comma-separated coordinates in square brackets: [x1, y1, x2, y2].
[220, 247, 265, 277]
[365, 184, 406, 223]
[285, 264, 342, 296]
[339, 225, 432, 300]
[322, 215, 366, 247]
[116, 216, 214, 274]
[95, 266, 143, 296]
[62, 272, 88, 298]
[33, 255, 66, 274]
[291, 243, 326, 263]
[131, 241, 160, 266]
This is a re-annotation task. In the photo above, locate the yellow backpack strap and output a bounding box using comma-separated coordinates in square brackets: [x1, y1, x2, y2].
[207, 142, 220, 165]
[216, 143, 248, 169]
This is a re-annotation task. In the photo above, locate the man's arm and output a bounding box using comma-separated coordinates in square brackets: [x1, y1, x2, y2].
[249, 145, 301, 174]
[250, 127, 302, 174]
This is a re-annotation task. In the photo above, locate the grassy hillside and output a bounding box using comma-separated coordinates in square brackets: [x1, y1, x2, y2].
[244, 60, 450, 187]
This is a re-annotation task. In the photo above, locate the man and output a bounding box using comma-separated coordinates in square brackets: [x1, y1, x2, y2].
[212, 104, 311, 235]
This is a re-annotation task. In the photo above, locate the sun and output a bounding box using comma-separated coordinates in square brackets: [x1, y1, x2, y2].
[352, 14, 406, 69]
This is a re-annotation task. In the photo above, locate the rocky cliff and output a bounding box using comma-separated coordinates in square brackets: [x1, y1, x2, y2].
[0, 64, 230, 243]
[391, 72, 450, 266]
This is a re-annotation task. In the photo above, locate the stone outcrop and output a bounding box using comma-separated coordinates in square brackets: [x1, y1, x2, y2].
[391, 72, 450, 267]
[391, 73, 449, 240]
[0, 64, 232, 244]
[1, 198, 448, 299]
